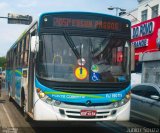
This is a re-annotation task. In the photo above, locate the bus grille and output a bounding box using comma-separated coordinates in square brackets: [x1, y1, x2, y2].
[66, 115, 108, 119]
[63, 102, 112, 106]
[64, 110, 111, 119]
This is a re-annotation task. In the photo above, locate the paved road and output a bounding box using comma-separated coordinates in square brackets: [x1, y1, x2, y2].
[0, 88, 159, 133]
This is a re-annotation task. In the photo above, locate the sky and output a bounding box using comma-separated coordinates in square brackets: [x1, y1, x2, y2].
[0, 0, 138, 56]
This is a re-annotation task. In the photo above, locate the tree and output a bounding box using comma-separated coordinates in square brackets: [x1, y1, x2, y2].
[0, 56, 6, 70]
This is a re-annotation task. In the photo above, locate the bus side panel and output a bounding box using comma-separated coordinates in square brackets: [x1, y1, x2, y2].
[15, 68, 23, 105]
[6, 69, 15, 98]
[21, 68, 29, 110]
[6, 70, 12, 92]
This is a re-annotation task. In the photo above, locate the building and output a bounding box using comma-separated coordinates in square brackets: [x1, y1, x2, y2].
[132, 16, 160, 61]
[121, 0, 160, 85]
[139, 51, 160, 84]
[122, 0, 160, 73]
[122, 0, 160, 25]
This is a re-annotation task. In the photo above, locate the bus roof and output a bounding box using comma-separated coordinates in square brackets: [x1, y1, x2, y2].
[7, 11, 131, 55]
[39, 11, 131, 24]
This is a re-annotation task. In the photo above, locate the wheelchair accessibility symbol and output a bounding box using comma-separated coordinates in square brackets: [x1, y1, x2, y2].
[91, 72, 99, 81]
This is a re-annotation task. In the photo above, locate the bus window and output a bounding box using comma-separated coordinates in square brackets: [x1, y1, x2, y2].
[15, 46, 18, 67]
[24, 34, 29, 67]
[20, 39, 24, 66]
[18, 42, 21, 67]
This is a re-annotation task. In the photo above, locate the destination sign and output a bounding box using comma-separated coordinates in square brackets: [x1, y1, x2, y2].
[40, 13, 130, 32]
[53, 17, 121, 30]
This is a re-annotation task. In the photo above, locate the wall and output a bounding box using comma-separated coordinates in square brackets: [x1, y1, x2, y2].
[122, 0, 160, 25]
[139, 51, 160, 84]
[137, 0, 160, 21]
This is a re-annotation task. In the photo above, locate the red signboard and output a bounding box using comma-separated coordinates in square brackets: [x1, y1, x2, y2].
[131, 16, 160, 61]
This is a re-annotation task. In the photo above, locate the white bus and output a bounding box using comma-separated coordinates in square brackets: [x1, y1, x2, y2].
[6, 12, 131, 121]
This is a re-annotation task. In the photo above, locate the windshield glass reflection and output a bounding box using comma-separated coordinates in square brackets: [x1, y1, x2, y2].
[36, 34, 130, 83]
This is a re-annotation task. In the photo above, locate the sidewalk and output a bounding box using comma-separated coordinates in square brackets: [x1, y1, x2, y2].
[0, 90, 12, 129]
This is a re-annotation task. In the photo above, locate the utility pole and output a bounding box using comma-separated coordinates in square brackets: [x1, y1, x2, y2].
[108, 6, 126, 16]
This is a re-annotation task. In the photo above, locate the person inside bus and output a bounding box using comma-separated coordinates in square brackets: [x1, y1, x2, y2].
[99, 70, 116, 82]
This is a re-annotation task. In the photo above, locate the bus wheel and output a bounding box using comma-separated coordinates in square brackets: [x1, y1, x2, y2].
[23, 104, 31, 122]
[8, 86, 12, 102]
[24, 110, 32, 122]
[21, 90, 31, 122]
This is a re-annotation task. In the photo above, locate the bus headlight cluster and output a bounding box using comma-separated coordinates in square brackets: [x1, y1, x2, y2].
[37, 88, 46, 98]
[36, 88, 55, 105]
[36, 88, 62, 106]
[113, 91, 131, 108]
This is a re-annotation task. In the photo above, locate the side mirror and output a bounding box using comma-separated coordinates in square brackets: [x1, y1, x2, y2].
[31, 36, 39, 53]
[150, 95, 160, 100]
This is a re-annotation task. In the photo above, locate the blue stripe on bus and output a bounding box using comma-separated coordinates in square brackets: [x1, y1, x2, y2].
[35, 78, 131, 104]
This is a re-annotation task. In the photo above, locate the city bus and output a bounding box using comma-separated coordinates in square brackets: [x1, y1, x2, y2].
[6, 12, 131, 121]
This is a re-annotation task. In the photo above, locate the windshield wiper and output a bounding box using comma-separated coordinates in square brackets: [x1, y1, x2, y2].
[63, 31, 80, 59]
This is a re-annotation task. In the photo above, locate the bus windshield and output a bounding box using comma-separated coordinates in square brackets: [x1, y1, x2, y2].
[37, 33, 130, 83]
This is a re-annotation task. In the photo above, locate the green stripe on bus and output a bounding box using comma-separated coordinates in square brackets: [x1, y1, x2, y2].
[111, 99, 117, 102]
[15, 70, 22, 76]
[44, 91, 104, 99]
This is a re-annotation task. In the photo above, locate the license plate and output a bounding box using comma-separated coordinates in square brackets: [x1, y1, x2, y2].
[80, 110, 96, 117]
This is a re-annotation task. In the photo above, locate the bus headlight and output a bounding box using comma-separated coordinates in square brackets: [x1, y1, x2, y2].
[39, 92, 45, 98]
[36, 88, 63, 106]
[113, 102, 119, 108]
[126, 91, 131, 99]
[37, 88, 46, 98]
[54, 100, 61, 106]
[36, 88, 54, 104]
[41, 95, 55, 105]
[112, 91, 131, 108]
[120, 99, 125, 106]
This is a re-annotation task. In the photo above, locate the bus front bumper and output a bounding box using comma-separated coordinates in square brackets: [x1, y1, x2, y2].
[33, 99, 130, 121]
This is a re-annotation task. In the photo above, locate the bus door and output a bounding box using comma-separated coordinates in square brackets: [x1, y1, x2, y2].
[28, 29, 36, 113]
[11, 48, 17, 98]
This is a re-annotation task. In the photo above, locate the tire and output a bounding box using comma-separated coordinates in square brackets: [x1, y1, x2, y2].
[8, 85, 12, 102]
[23, 104, 31, 122]
[9, 94, 12, 102]
[21, 89, 31, 122]
[24, 111, 31, 122]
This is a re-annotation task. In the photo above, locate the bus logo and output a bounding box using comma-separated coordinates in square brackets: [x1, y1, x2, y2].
[85, 100, 92, 106]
